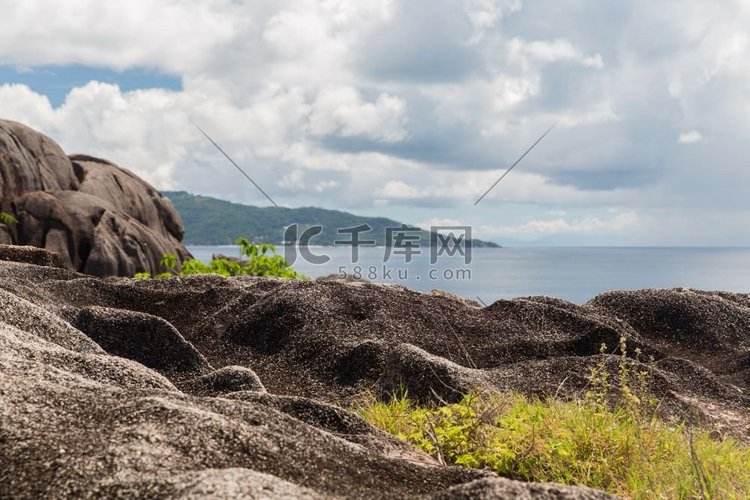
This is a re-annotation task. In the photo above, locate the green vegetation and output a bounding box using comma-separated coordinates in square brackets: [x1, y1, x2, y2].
[0, 212, 18, 225]
[356, 339, 750, 499]
[163, 191, 500, 247]
[135, 237, 304, 279]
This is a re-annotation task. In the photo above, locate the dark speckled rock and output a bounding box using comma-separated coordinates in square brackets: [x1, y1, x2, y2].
[183, 365, 266, 395]
[0, 243, 66, 268]
[2, 256, 748, 498]
[73, 305, 212, 376]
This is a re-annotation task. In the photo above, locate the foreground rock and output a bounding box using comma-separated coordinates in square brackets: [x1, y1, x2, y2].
[0, 243, 66, 268]
[0, 119, 190, 276]
[2, 258, 748, 497]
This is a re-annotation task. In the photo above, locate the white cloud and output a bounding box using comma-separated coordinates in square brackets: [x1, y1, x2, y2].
[263, 9, 332, 58]
[313, 179, 341, 192]
[678, 130, 703, 144]
[478, 212, 639, 237]
[308, 86, 407, 142]
[417, 218, 467, 234]
[0, 0, 241, 73]
[377, 180, 423, 200]
[369, 165, 636, 208]
[279, 169, 306, 191]
[0, 82, 187, 188]
[508, 38, 605, 68]
[419, 217, 463, 228]
[1, 0, 750, 243]
[0, 84, 55, 130]
[279, 169, 340, 193]
[463, 0, 522, 40]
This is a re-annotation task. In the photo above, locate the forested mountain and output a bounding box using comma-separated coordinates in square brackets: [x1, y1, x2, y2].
[164, 191, 500, 247]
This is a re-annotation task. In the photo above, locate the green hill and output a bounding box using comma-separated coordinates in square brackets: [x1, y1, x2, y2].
[163, 191, 500, 248]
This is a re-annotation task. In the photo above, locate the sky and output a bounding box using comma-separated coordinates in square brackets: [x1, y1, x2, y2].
[0, 0, 748, 246]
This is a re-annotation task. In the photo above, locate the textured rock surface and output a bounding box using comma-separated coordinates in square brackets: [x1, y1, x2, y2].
[0, 243, 66, 268]
[429, 478, 615, 500]
[182, 365, 267, 395]
[1, 258, 748, 497]
[0, 260, 621, 499]
[0, 119, 190, 276]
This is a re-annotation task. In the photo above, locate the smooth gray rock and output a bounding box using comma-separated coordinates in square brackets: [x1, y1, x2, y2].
[0, 119, 79, 198]
[0, 119, 190, 276]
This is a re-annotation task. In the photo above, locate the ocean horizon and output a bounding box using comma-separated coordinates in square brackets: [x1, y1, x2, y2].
[187, 245, 750, 304]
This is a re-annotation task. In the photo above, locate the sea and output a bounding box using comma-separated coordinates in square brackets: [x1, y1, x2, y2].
[187, 246, 750, 305]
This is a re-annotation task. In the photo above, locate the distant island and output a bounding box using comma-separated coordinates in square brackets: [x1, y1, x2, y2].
[164, 191, 501, 248]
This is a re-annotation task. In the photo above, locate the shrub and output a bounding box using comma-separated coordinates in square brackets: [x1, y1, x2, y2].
[356, 340, 750, 498]
[135, 237, 304, 280]
[0, 212, 18, 225]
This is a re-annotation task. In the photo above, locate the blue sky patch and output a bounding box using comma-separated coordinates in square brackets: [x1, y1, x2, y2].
[0, 64, 182, 107]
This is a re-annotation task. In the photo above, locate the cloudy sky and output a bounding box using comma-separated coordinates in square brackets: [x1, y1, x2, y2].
[1, 0, 748, 245]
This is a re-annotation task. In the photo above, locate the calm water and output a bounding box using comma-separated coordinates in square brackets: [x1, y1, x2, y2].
[187, 246, 750, 304]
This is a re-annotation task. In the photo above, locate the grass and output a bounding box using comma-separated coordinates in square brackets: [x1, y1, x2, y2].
[355, 339, 750, 499]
